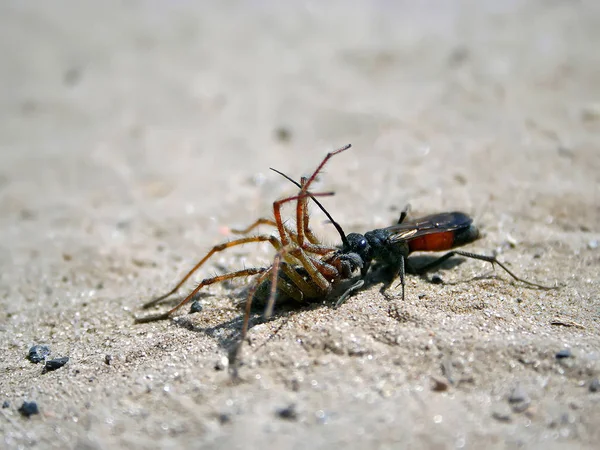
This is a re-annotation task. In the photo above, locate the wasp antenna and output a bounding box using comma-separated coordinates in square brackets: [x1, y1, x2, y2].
[270, 167, 349, 247]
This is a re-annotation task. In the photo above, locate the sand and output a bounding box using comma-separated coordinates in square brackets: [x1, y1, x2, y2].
[1, 1, 599, 449]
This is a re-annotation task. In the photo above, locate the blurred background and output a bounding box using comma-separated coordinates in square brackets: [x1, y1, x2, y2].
[3, 1, 597, 238]
[1, 1, 599, 448]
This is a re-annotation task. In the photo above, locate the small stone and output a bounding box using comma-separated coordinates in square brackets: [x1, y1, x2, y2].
[27, 345, 51, 363]
[215, 356, 229, 371]
[587, 240, 598, 250]
[508, 384, 531, 412]
[189, 300, 203, 314]
[277, 404, 298, 420]
[589, 378, 600, 393]
[274, 126, 292, 142]
[18, 401, 39, 418]
[509, 385, 529, 403]
[431, 274, 444, 285]
[555, 349, 572, 359]
[581, 103, 600, 122]
[2, 400, 9, 408]
[43, 357, 69, 372]
[104, 355, 113, 365]
[431, 377, 449, 392]
[218, 413, 231, 424]
[491, 404, 512, 422]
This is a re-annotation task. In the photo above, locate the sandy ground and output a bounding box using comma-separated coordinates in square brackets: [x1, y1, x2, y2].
[1, 1, 600, 449]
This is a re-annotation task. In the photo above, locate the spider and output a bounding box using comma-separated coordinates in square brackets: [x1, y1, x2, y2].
[135, 144, 365, 363]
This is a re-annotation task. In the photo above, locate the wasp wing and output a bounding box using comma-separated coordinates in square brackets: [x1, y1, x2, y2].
[386, 211, 473, 243]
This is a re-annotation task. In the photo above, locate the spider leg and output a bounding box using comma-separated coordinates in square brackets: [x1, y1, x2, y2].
[229, 266, 272, 376]
[230, 218, 301, 243]
[273, 188, 341, 257]
[264, 244, 343, 319]
[135, 267, 269, 323]
[299, 176, 320, 245]
[230, 217, 324, 252]
[230, 218, 279, 234]
[294, 145, 351, 247]
[272, 191, 335, 247]
[296, 177, 340, 254]
[143, 235, 284, 309]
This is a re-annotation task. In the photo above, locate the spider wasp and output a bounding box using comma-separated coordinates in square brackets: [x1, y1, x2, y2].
[135, 144, 555, 367]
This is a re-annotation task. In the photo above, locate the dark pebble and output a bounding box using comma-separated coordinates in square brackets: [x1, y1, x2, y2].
[189, 299, 203, 313]
[555, 349, 572, 359]
[218, 413, 231, 424]
[2, 400, 9, 408]
[589, 378, 600, 393]
[277, 404, 298, 421]
[508, 385, 530, 404]
[27, 345, 51, 363]
[431, 377, 449, 392]
[492, 406, 512, 422]
[18, 401, 39, 418]
[43, 357, 69, 372]
[104, 354, 113, 365]
[274, 126, 292, 142]
[214, 356, 228, 371]
[431, 274, 444, 285]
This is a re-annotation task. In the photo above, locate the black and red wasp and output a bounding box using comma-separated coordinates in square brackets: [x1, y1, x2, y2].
[275, 167, 555, 309]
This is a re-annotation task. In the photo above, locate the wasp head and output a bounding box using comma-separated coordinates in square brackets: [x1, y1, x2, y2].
[340, 233, 373, 277]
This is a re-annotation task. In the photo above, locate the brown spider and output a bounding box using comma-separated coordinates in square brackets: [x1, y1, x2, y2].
[135, 144, 365, 364]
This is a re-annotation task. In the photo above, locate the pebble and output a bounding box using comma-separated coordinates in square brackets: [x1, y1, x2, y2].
[43, 357, 69, 372]
[214, 356, 229, 371]
[218, 413, 231, 424]
[492, 404, 512, 422]
[277, 404, 298, 420]
[27, 345, 51, 363]
[18, 401, 39, 418]
[555, 349, 572, 359]
[189, 300, 203, 313]
[589, 378, 600, 393]
[274, 126, 292, 142]
[508, 385, 531, 412]
[431, 376, 449, 392]
[509, 385, 529, 403]
[431, 274, 444, 285]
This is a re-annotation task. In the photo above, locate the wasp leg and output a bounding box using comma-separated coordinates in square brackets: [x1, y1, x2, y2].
[396, 255, 406, 300]
[334, 279, 365, 308]
[413, 250, 557, 289]
[397, 204, 411, 225]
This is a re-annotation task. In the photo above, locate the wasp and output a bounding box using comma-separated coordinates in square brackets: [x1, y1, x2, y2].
[275, 169, 555, 311]
[330, 209, 556, 307]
